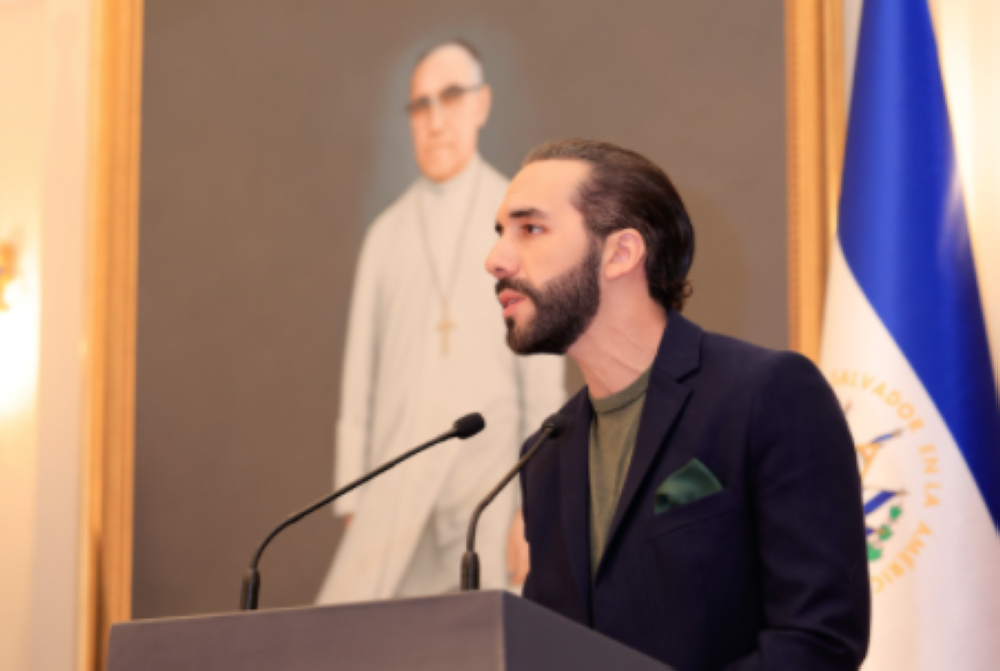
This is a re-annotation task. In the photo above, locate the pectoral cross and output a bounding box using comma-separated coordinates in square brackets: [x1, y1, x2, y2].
[437, 307, 456, 354]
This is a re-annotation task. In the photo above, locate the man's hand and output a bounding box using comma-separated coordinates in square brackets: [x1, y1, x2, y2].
[506, 509, 530, 586]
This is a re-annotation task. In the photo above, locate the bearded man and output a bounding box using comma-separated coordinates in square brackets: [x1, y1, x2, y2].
[316, 42, 564, 604]
[486, 140, 870, 670]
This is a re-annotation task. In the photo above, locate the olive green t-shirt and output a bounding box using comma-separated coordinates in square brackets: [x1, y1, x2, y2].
[589, 367, 652, 578]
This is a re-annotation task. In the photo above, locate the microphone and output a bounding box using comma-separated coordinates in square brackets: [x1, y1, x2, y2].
[239, 412, 485, 610]
[460, 413, 570, 591]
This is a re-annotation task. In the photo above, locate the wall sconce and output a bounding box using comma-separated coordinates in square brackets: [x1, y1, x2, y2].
[0, 240, 19, 312]
[0, 231, 35, 416]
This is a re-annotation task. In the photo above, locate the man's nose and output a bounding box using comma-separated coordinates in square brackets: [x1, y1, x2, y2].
[485, 235, 518, 280]
[428, 101, 445, 132]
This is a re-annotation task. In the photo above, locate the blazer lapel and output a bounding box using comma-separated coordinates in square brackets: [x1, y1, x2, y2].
[559, 391, 594, 619]
[598, 312, 703, 578]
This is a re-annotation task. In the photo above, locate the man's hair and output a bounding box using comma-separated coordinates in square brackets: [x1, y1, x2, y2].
[524, 139, 694, 312]
[414, 39, 484, 84]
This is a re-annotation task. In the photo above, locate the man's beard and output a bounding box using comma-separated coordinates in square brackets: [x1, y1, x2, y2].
[496, 243, 602, 355]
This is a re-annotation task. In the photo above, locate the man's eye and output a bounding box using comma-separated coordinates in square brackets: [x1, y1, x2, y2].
[406, 97, 431, 114]
[524, 224, 543, 235]
[440, 86, 465, 104]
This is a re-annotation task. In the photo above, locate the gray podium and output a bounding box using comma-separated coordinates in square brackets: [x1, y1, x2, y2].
[107, 590, 670, 670]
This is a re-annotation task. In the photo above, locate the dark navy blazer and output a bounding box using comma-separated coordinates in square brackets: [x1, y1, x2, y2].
[520, 312, 870, 670]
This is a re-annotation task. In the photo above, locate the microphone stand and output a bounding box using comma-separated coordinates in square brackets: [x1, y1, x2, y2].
[240, 414, 484, 610]
[461, 415, 568, 591]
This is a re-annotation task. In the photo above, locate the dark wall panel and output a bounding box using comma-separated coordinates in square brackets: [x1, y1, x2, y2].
[135, 0, 787, 618]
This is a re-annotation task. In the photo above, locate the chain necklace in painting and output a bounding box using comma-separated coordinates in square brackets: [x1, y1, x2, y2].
[415, 161, 482, 354]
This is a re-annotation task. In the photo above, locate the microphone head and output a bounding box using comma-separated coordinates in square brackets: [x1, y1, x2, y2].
[541, 413, 571, 438]
[453, 413, 486, 439]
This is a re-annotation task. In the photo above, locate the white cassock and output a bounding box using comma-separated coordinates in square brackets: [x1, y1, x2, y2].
[316, 154, 565, 604]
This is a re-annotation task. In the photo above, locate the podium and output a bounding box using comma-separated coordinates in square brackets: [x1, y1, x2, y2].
[107, 590, 670, 670]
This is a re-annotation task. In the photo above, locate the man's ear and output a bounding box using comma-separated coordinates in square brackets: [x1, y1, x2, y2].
[604, 229, 647, 281]
[477, 85, 493, 128]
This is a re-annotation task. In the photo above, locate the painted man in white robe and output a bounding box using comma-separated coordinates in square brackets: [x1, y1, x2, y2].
[316, 40, 564, 603]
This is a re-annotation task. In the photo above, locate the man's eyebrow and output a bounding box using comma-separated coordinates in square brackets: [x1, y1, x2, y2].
[508, 207, 547, 220]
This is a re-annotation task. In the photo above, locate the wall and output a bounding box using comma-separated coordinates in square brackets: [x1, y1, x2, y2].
[0, 0, 92, 669]
[133, 0, 788, 618]
[0, 1, 47, 666]
[930, 0, 1000, 386]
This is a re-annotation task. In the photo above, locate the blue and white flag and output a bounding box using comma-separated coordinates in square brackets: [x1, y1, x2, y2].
[819, 1, 1000, 669]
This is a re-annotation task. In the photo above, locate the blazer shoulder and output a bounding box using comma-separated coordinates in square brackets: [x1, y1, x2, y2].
[699, 331, 824, 387]
[702, 336, 847, 452]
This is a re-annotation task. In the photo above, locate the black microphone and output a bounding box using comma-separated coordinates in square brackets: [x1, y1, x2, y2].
[460, 413, 570, 591]
[239, 412, 486, 610]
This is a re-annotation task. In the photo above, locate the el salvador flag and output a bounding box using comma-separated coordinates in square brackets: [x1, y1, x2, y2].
[819, 1, 1000, 669]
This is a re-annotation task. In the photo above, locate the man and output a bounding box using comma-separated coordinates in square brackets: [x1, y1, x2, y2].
[486, 140, 870, 669]
[316, 41, 564, 604]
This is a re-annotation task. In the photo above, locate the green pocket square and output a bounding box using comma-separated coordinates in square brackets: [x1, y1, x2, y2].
[654, 459, 723, 514]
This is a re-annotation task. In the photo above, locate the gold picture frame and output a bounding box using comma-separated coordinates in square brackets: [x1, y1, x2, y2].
[785, 0, 846, 362]
[79, 2, 843, 667]
[81, 1, 143, 669]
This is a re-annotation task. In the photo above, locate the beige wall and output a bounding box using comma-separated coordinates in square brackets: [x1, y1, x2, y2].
[0, 3, 47, 668]
[0, 0, 92, 669]
[843, 0, 1000, 387]
[930, 0, 1000, 387]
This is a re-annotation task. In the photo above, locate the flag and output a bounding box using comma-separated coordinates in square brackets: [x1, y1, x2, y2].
[819, 1, 1000, 669]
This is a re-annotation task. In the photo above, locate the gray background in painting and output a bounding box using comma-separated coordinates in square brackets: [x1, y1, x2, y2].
[134, 0, 786, 618]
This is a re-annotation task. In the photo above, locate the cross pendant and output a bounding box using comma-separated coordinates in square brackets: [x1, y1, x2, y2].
[437, 307, 456, 355]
